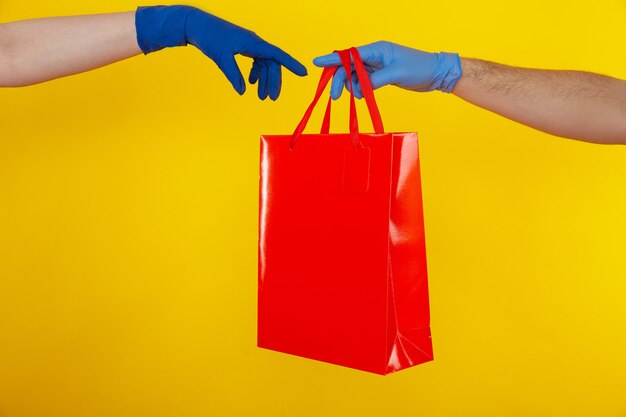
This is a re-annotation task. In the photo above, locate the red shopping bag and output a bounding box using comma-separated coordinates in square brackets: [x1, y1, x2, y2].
[258, 48, 432, 375]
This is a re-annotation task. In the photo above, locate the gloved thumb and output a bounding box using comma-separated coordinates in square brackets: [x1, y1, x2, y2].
[217, 54, 246, 95]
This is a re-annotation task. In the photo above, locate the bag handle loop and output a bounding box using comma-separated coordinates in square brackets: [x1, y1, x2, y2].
[290, 48, 385, 150]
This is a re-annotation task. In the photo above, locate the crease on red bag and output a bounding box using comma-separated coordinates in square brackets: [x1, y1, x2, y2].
[385, 257, 426, 373]
[258, 141, 270, 284]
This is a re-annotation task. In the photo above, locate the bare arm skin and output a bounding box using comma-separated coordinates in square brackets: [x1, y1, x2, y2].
[453, 58, 626, 144]
[0, 12, 141, 87]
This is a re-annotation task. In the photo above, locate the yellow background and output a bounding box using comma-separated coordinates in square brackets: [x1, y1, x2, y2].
[1, 0, 626, 416]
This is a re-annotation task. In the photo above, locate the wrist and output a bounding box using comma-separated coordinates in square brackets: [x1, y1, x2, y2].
[434, 52, 462, 93]
[135, 5, 194, 54]
[451, 58, 485, 96]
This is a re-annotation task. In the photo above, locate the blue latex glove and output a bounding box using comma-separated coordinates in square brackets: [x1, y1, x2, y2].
[313, 41, 462, 99]
[135, 5, 307, 100]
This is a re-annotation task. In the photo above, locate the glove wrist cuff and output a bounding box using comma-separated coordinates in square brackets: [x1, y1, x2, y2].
[135, 5, 193, 55]
[435, 52, 463, 93]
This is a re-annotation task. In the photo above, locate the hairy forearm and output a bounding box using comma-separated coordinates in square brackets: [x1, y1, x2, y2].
[453, 58, 626, 144]
[0, 12, 141, 87]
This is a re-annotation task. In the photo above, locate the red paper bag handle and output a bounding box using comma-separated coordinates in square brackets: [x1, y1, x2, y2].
[290, 48, 385, 149]
[320, 47, 385, 136]
[340, 49, 360, 148]
[289, 66, 337, 150]
[291, 50, 357, 148]
[350, 47, 384, 134]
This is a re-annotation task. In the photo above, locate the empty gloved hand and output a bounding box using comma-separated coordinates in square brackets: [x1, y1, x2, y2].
[135, 5, 307, 100]
[313, 41, 461, 99]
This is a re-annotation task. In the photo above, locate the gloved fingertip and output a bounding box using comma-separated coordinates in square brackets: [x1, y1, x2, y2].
[249, 61, 261, 84]
[313, 54, 340, 67]
[259, 86, 268, 101]
[234, 81, 245, 95]
[269, 86, 280, 101]
[289, 62, 307, 77]
[218, 55, 246, 96]
[269, 82, 281, 100]
[355, 84, 363, 99]
[248, 72, 258, 84]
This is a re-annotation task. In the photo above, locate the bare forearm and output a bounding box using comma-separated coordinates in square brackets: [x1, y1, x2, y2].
[453, 58, 626, 144]
[0, 12, 141, 87]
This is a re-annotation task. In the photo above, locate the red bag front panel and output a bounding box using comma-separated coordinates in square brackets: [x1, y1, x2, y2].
[258, 133, 394, 373]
